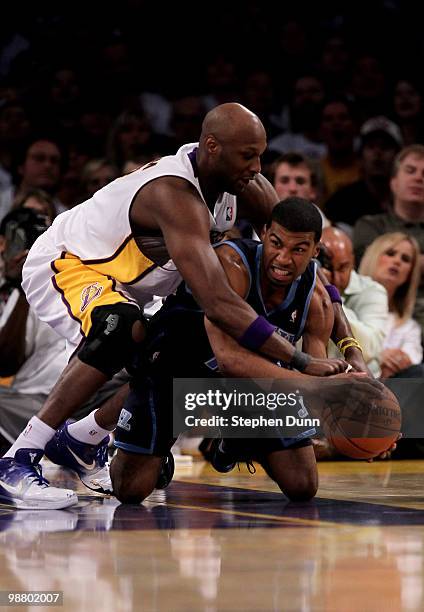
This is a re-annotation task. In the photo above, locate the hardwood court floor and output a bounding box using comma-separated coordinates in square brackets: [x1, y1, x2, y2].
[1, 459, 424, 611]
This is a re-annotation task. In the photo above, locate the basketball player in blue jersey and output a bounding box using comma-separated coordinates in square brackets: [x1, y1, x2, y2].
[110, 198, 381, 504]
[0, 103, 365, 510]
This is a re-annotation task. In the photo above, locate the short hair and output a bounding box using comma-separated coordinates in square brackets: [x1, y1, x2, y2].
[270, 152, 318, 187]
[359, 232, 420, 322]
[267, 197, 322, 242]
[392, 144, 424, 177]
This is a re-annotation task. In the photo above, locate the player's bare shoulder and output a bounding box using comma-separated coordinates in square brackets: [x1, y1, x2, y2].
[130, 175, 208, 234]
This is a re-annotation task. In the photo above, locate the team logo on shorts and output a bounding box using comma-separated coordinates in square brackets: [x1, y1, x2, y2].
[117, 408, 132, 431]
[80, 282, 103, 312]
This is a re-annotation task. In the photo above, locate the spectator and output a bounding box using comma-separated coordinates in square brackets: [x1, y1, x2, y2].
[359, 232, 424, 459]
[80, 159, 118, 200]
[268, 75, 327, 160]
[392, 77, 424, 146]
[0, 208, 67, 450]
[320, 226, 388, 377]
[12, 188, 56, 222]
[353, 144, 424, 333]
[271, 152, 330, 228]
[0, 135, 66, 222]
[359, 232, 422, 378]
[319, 97, 361, 204]
[106, 110, 166, 173]
[325, 116, 402, 228]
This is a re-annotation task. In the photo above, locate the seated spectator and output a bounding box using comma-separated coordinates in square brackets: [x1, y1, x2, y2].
[12, 188, 56, 222]
[325, 116, 402, 229]
[353, 144, 424, 334]
[392, 77, 424, 146]
[106, 110, 168, 173]
[271, 152, 330, 228]
[80, 159, 118, 200]
[359, 232, 422, 378]
[319, 97, 361, 204]
[320, 226, 388, 377]
[312, 226, 389, 461]
[0, 208, 67, 451]
[359, 232, 424, 459]
[268, 75, 327, 160]
[0, 135, 66, 222]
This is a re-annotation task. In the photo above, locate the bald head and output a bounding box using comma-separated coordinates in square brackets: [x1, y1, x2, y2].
[321, 227, 353, 257]
[197, 103, 267, 195]
[200, 103, 266, 144]
[321, 227, 354, 293]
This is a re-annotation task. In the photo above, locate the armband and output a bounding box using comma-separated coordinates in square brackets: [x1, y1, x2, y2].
[239, 316, 276, 351]
[289, 349, 312, 372]
[325, 284, 342, 304]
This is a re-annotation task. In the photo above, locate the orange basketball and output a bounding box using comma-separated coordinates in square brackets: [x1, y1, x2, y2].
[322, 384, 401, 459]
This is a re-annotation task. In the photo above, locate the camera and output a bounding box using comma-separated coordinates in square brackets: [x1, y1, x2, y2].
[1, 208, 50, 261]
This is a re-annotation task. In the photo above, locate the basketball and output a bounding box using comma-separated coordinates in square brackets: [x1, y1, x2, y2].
[322, 384, 401, 460]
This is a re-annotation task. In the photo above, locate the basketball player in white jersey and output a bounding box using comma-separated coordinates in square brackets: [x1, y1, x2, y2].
[0, 103, 365, 509]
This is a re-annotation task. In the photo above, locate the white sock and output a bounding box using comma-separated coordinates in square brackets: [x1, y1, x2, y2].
[4, 416, 56, 458]
[68, 410, 114, 445]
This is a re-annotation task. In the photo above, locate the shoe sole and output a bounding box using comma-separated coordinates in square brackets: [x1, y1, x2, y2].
[0, 493, 78, 510]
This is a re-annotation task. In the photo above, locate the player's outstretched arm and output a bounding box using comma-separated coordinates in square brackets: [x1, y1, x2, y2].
[132, 178, 346, 375]
[301, 279, 334, 360]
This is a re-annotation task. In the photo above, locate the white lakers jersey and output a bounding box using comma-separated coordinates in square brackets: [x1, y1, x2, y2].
[23, 143, 237, 306]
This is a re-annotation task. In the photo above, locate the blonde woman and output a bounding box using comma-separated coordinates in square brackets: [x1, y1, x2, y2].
[359, 232, 422, 378]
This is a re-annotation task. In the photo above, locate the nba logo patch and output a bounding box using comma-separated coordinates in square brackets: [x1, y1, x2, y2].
[80, 282, 103, 312]
[225, 206, 234, 221]
[290, 310, 298, 323]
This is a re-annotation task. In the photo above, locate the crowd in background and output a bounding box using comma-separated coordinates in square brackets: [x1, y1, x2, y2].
[1, 1, 424, 459]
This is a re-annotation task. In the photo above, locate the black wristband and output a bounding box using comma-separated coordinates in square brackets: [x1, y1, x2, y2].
[290, 349, 311, 372]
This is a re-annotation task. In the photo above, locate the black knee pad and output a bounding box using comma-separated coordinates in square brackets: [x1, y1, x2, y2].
[78, 303, 146, 377]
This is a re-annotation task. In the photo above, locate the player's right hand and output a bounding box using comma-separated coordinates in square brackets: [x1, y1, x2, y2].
[304, 356, 347, 376]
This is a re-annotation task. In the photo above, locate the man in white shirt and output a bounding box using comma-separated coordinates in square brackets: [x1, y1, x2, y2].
[320, 226, 389, 376]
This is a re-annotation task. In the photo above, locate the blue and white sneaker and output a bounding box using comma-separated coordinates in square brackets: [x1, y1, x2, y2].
[0, 449, 78, 510]
[45, 421, 112, 495]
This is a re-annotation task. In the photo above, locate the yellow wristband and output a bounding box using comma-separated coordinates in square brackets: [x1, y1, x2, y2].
[337, 336, 358, 350]
[340, 341, 363, 355]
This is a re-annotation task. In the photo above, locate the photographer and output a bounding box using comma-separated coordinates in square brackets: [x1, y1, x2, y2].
[0, 208, 67, 450]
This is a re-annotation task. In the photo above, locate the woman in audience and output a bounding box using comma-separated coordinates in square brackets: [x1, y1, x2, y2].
[359, 232, 423, 378]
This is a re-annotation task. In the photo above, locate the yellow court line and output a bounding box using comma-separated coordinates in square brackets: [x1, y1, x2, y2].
[175, 477, 424, 512]
[165, 502, 346, 528]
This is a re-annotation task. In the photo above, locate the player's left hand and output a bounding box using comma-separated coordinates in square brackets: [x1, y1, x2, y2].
[343, 346, 372, 375]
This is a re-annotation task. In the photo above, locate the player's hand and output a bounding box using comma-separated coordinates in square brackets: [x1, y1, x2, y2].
[304, 356, 348, 376]
[343, 346, 371, 374]
[318, 372, 384, 406]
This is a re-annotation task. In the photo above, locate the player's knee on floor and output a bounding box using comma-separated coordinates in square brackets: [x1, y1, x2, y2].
[110, 449, 162, 504]
[78, 303, 147, 378]
[261, 447, 318, 502]
[278, 473, 318, 502]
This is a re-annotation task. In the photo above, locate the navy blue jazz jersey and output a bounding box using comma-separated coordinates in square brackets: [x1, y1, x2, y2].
[215, 238, 317, 351]
[114, 238, 317, 456]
